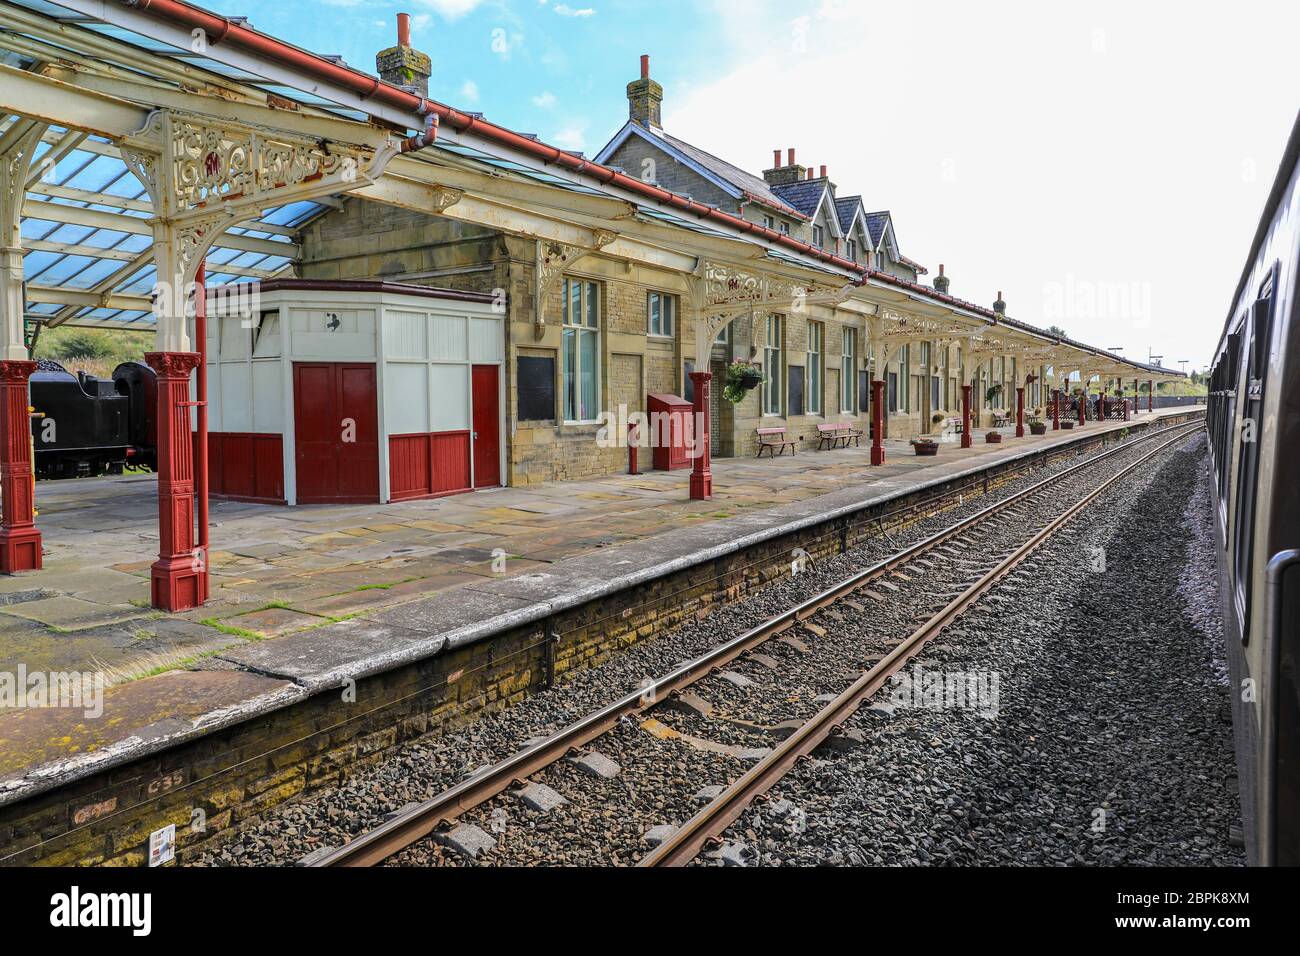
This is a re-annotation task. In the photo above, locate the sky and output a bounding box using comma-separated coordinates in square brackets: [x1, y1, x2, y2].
[232, 0, 1299, 372]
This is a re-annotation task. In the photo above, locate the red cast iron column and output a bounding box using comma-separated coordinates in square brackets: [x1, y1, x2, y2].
[1148, 380, 1154, 412]
[961, 384, 973, 449]
[1100, 392, 1108, 421]
[1015, 386, 1026, 438]
[0, 360, 41, 573]
[1078, 389, 1087, 426]
[871, 379, 887, 464]
[1052, 389, 1061, 431]
[688, 371, 712, 500]
[147, 351, 204, 611]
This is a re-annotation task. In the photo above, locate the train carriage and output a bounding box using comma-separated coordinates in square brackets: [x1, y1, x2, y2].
[1207, 110, 1300, 867]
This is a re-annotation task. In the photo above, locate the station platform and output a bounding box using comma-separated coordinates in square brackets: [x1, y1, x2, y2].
[0, 407, 1201, 823]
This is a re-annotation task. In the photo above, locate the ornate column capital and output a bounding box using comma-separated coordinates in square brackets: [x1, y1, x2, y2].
[145, 351, 202, 378]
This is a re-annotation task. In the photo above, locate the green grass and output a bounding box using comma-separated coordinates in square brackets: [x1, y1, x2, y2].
[199, 617, 264, 641]
[33, 326, 152, 378]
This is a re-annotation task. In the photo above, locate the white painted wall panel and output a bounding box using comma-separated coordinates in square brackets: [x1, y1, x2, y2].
[251, 360, 284, 433]
[220, 362, 253, 432]
[220, 315, 250, 361]
[289, 308, 377, 358]
[429, 364, 469, 431]
[469, 316, 503, 363]
[253, 313, 282, 358]
[385, 310, 427, 360]
[385, 363, 430, 435]
[429, 314, 467, 361]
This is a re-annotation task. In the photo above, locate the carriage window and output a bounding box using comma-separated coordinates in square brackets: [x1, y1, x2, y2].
[1232, 265, 1277, 642]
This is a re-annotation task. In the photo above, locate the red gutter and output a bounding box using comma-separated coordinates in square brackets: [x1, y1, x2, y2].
[113, 0, 866, 279]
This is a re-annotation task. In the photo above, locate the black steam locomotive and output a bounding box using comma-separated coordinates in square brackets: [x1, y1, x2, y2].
[29, 360, 157, 480]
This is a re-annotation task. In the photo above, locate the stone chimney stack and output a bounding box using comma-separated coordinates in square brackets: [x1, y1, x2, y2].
[376, 13, 432, 98]
[763, 147, 806, 186]
[934, 264, 950, 295]
[627, 55, 663, 129]
[993, 290, 1007, 315]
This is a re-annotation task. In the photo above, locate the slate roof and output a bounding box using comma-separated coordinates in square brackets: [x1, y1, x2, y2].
[864, 211, 892, 247]
[835, 196, 862, 233]
[770, 179, 829, 219]
[655, 130, 808, 219]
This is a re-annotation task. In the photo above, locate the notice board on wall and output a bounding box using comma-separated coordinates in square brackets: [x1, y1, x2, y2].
[517, 355, 556, 423]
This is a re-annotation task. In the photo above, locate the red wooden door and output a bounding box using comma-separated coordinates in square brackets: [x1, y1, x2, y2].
[293, 362, 379, 504]
[471, 365, 501, 489]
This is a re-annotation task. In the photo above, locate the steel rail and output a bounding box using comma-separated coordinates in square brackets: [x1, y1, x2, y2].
[639, 425, 1202, 866]
[310, 420, 1202, 867]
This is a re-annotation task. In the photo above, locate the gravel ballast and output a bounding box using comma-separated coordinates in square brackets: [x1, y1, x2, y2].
[702, 434, 1243, 867]
[195, 422, 1225, 867]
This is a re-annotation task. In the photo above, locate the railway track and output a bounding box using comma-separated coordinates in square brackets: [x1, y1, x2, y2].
[309, 420, 1204, 868]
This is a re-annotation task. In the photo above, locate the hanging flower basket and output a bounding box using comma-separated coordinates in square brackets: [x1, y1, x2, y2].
[722, 361, 764, 405]
[911, 439, 939, 457]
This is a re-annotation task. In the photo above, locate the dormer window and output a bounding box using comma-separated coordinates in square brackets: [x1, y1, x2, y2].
[812, 225, 825, 249]
[780, 222, 790, 235]
[846, 238, 857, 261]
[763, 215, 776, 230]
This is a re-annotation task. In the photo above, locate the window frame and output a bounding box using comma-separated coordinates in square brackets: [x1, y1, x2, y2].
[561, 277, 601, 424]
[646, 290, 675, 339]
[841, 326, 857, 413]
[807, 320, 823, 416]
[762, 314, 784, 417]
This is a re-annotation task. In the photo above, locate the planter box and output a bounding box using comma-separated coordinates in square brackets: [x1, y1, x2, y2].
[1029, 424, 1048, 436]
[912, 442, 939, 457]
[1061, 422, 1075, 430]
[985, 433, 1003, 444]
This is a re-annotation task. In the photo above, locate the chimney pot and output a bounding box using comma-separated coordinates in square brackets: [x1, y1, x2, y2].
[773, 149, 782, 167]
[820, 165, 827, 178]
[627, 55, 663, 129]
[378, 13, 431, 97]
[788, 148, 796, 166]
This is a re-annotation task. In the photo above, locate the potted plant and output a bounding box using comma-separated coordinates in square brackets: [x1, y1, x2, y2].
[911, 438, 939, 457]
[985, 430, 1002, 444]
[1029, 418, 1048, 436]
[722, 361, 764, 404]
[1061, 420, 1075, 430]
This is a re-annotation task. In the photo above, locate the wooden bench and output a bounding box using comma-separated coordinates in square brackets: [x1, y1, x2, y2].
[947, 416, 964, 434]
[815, 422, 863, 450]
[992, 413, 1013, 428]
[755, 426, 798, 458]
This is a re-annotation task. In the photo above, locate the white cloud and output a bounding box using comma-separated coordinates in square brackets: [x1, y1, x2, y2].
[553, 4, 596, 17]
[413, 0, 484, 20]
[532, 91, 557, 109]
[666, 0, 1300, 366]
[460, 80, 481, 104]
[551, 123, 588, 150]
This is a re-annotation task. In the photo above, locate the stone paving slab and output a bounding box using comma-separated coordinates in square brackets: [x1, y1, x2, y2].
[0, 409, 1198, 793]
[0, 669, 299, 803]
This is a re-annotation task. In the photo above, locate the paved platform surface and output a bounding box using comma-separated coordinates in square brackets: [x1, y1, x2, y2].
[0, 409, 1201, 803]
[0, 410, 1192, 681]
